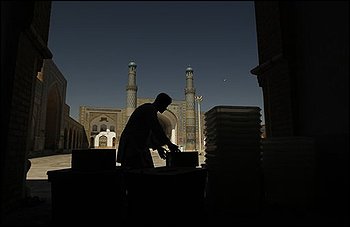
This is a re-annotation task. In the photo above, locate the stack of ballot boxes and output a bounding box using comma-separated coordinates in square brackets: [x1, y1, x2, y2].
[204, 106, 263, 215]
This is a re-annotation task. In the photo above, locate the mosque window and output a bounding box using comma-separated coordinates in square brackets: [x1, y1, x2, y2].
[100, 124, 107, 131]
[92, 125, 98, 131]
[110, 126, 115, 132]
[100, 117, 108, 122]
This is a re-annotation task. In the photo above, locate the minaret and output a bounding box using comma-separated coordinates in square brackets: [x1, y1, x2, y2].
[126, 60, 137, 120]
[184, 65, 196, 151]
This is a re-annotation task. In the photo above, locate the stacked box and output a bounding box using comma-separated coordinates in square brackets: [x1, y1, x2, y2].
[166, 151, 199, 167]
[71, 149, 116, 171]
[204, 106, 263, 214]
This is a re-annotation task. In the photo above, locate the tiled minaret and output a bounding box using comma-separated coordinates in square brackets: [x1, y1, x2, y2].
[126, 60, 137, 121]
[185, 65, 196, 151]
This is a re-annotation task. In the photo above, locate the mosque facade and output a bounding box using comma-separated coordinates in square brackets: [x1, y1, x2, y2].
[79, 61, 205, 152]
[28, 59, 89, 158]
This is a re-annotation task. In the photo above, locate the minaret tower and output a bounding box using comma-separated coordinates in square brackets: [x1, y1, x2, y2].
[126, 60, 137, 120]
[185, 65, 196, 151]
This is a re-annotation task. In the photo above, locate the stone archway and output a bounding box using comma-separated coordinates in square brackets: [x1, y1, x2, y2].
[90, 137, 94, 148]
[99, 135, 108, 147]
[157, 109, 178, 144]
[44, 85, 61, 150]
[64, 128, 68, 149]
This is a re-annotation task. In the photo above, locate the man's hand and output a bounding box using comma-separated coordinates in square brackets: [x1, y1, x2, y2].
[157, 147, 167, 160]
[168, 143, 181, 153]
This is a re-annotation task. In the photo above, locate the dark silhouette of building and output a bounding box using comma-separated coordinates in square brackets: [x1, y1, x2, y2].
[1, 1, 53, 215]
[1, 2, 88, 218]
[251, 1, 348, 223]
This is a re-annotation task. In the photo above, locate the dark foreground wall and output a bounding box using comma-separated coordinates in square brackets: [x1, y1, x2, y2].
[1, 1, 52, 217]
[252, 1, 349, 221]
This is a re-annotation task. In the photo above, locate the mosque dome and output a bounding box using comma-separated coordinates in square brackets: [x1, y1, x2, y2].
[128, 61, 137, 67]
[186, 65, 193, 72]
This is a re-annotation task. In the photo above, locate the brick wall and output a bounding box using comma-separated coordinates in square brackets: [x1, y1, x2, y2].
[253, 1, 349, 219]
[253, 1, 295, 137]
[1, 1, 52, 216]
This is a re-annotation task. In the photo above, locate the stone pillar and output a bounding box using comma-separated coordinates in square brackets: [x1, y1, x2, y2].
[171, 128, 176, 144]
[184, 66, 196, 151]
[126, 60, 137, 121]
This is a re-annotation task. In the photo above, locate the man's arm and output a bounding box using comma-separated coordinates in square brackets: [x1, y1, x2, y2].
[149, 110, 180, 152]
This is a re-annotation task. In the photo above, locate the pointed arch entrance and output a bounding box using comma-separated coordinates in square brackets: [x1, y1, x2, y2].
[44, 84, 61, 150]
[157, 110, 178, 144]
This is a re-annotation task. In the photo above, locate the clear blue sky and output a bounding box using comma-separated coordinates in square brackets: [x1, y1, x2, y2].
[48, 1, 264, 122]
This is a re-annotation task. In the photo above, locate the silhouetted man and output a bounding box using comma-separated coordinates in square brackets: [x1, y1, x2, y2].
[117, 93, 180, 169]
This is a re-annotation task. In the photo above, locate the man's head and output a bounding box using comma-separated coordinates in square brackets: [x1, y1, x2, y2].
[154, 93, 172, 113]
